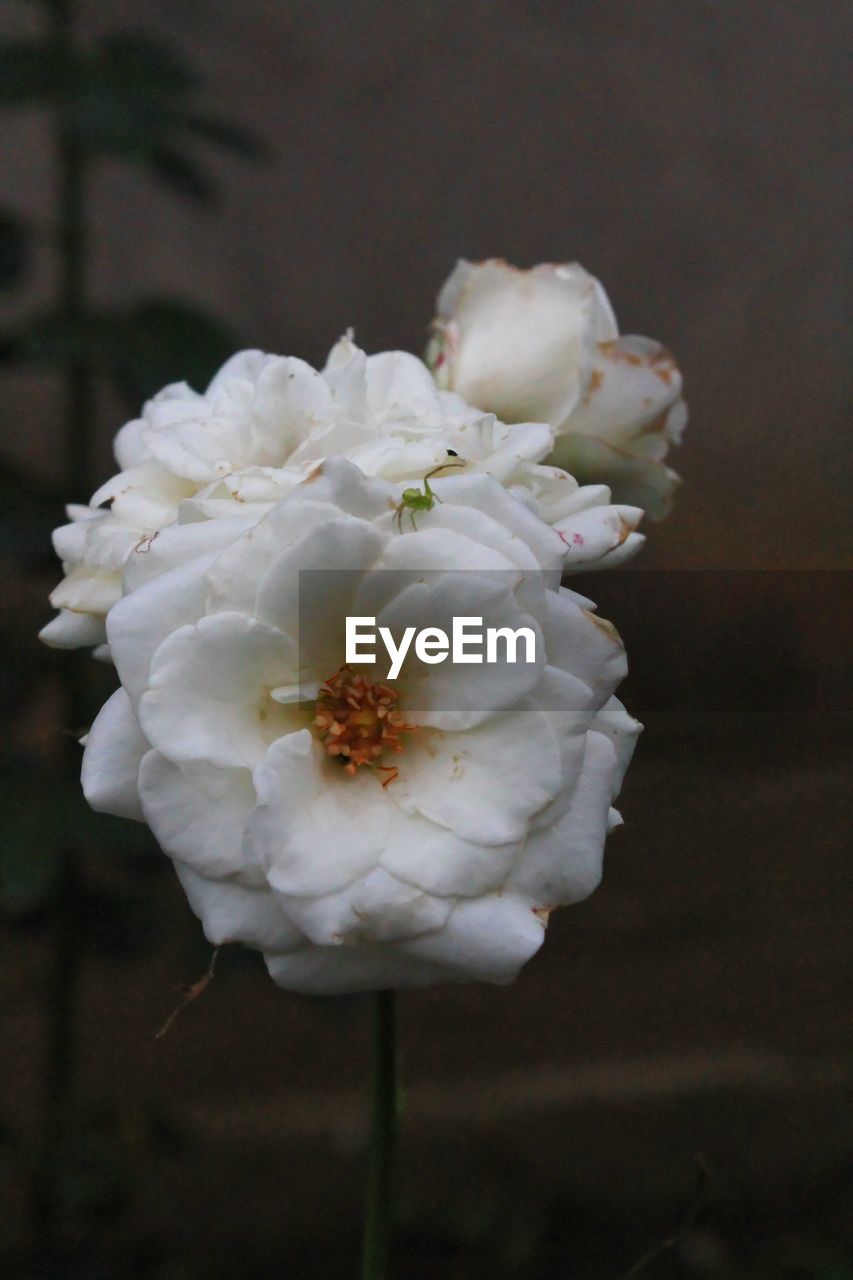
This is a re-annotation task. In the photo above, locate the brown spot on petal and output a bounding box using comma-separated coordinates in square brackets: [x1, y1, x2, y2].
[133, 530, 160, 554]
[581, 368, 605, 403]
[617, 517, 635, 545]
[639, 408, 674, 436]
[583, 610, 622, 644]
[648, 345, 678, 384]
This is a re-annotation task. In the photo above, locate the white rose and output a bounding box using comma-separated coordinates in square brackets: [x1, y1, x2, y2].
[429, 259, 687, 518]
[81, 458, 640, 994]
[41, 340, 644, 653]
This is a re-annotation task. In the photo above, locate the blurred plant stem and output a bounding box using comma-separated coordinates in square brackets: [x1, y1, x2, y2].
[56, 0, 92, 501]
[360, 990, 399, 1280]
[31, 0, 89, 1258]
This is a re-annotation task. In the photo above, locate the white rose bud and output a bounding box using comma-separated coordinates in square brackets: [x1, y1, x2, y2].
[81, 459, 640, 995]
[429, 259, 687, 518]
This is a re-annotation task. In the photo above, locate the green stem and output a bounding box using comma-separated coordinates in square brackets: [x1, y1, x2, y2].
[360, 990, 399, 1280]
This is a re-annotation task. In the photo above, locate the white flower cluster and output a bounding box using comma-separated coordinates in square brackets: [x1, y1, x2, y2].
[41, 337, 644, 656]
[45, 262, 685, 994]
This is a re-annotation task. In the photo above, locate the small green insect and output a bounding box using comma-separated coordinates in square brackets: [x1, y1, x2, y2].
[394, 455, 465, 530]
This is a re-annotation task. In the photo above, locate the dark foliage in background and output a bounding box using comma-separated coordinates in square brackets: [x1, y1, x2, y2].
[0, 2, 267, 1269]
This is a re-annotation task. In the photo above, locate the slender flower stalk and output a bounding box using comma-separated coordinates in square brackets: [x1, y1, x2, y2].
[360, 990, 400, 1280]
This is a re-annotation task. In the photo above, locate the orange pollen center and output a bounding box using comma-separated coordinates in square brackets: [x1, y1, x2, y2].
[313, 667, 417, 784]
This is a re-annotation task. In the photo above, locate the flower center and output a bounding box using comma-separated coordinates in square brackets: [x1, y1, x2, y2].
[313, 667, 416, 785]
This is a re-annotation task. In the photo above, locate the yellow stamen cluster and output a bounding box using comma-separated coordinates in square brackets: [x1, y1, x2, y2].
[314, 667, 416, 784]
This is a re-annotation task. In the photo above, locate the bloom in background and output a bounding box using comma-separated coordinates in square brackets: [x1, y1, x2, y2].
[40, 339, 644, 654]
[428, 259, 687, 518]
[81, 459, 640, 994]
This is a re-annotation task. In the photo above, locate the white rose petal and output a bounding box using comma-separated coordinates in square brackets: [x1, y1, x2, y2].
[138, 752, 257, 880]
[81, 687, 147, 821]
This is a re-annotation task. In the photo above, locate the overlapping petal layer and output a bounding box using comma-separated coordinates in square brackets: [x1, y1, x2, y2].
[82, 459, 640, 993]
[41, 338, 645, 650]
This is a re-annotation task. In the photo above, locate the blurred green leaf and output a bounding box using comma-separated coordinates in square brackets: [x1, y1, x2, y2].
[1, 297, 240, 401]
[2, 29, 268, 196]
[57, 34, 265, 193]
[0, 208, 31, 291]
[1, 310, 113, 366]
[0, 765, 70, 917]
[111, 297, 240, 402]
[95, 31, 200, 95]
[62, 86, 161, 158]
[182, 111, 270, 159]
[0, 30, 194, 113]
[60, 87, 222, 199]
[0, 749, 164, 930]
[0, 834, 63, 918]
[0, 38, 72, 107]
[144, 143, 218, 203]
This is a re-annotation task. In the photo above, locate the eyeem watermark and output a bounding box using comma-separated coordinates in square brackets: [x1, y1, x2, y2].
[346, 616, 537, 680]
